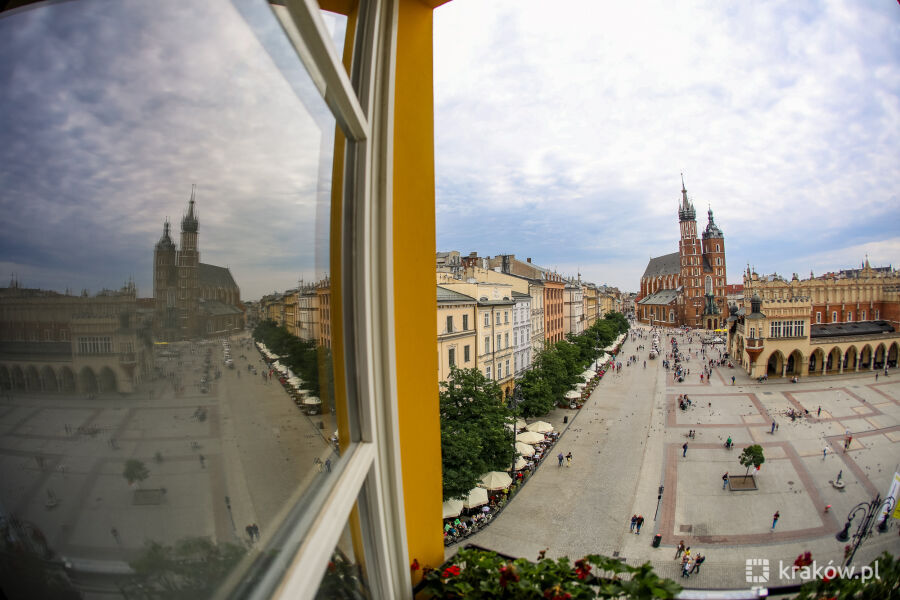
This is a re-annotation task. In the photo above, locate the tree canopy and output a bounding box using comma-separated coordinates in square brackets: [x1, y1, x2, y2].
[515, 312, 629, 418]
[123, 459, 149, 486]
[440, 366, 515, 500]
[738, 444, 765, 476]
[129, 536, 246, 599]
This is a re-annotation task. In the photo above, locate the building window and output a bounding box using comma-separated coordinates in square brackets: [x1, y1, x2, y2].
[832, 311, 838, 322]
[795, 320, 805, 337]
[464, 345, 470, 362]
[816, 312, 822, 323]
[504, 311, 509, 323]
[497, 334, 501, 351]
[504, 332, 509, 348]
[495, 312, 501, 325]
[861, 310, 866, 321]
[847, 312, 852, 322]
[486, 366, 491, 379]
[484, 336, 490, 353]
[484, 312, 489, 327]
[716, 243, 720, 252]
[446, 315, 453, 333]
[462, 314, 468, 330]
[505, 359, 510, 377]
[513, 330, 517, 346]
[876, 309, 880, 319]
[448, 348, 455, 367]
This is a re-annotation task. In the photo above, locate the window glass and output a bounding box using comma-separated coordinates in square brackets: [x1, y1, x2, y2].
[314, 514, 372, 599]
[0, 1, 349, 597]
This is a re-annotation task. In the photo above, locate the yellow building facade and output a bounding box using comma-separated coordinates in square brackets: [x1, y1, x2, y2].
[436, 286, 477, 382]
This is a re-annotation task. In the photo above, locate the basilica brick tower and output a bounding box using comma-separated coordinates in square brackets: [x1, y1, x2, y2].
[153, 187, 243, 339]
[637, 176, 728, 329]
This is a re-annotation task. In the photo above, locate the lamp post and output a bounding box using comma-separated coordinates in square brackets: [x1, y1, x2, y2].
[510, 383, 523, 473]
[835, 493, 896, 567]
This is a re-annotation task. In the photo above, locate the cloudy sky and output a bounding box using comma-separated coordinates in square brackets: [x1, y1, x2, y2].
[1, 1, 897, 301]
[433, 0, 900, 290]
[0, 0, 341, 300]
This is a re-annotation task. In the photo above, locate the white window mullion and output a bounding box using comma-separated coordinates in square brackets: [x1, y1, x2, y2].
[272, 443, 376, 600]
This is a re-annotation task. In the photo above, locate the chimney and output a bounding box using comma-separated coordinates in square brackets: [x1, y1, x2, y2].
[527, 257, 532, 263]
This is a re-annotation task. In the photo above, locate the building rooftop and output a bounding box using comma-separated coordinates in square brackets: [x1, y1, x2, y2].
[810, 320, 895, 339]
[641, 252, 680, 279]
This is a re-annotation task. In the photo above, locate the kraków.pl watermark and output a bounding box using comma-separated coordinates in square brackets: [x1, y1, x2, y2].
[745, 558, 880, 584]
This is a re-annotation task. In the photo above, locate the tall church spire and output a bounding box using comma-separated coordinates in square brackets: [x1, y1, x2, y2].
[678, 174, 695, 222]
[182, 184, 199, 233]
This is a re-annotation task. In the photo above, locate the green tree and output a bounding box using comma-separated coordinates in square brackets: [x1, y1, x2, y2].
[129, 536, 246, 599]
[123, 459, 150, 486]
[738, 444, 765, 477]
[517, 369, 555, 417]
[440, 367, 515, 500]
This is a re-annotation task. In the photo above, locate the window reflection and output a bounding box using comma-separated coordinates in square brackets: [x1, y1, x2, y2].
[315, 511, 372, 600]
[0, 0, 346, 597]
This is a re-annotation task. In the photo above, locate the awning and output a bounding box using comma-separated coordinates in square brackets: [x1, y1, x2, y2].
[442, 498, 463, 519]
[515, 441, 535, 457]
[525, 421, 553, 434]
[463, 486, 489, 508]
[479, 471, 512, 490]
[516, 431, 545, 445]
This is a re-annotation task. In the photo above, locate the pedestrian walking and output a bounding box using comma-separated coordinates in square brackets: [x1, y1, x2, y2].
[682, 442, 688, 457]
[770, 421, 776, 434]
[630, 515, 637, 533]
[817, 406, 821, 417]
[252, 523, 260, 540]
[674, 540, 685, 559]
[731, 375, 735, 385]
[246, 525, 255, 541]
[691, 554, 705, 574]
[199, 454, 205, 468]
[566, 452, 572, 467]
[823, 446, 828, 459]
[635, 515, 644, 534]
[681, 556, 693, 578]
[772, 511, 780, 529]
[836, 469, 843, 483]
[722, 472, 729, 489]
[558, 452, 564, 467]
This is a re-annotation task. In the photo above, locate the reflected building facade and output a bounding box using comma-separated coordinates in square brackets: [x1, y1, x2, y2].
[153, 190, 244, 340]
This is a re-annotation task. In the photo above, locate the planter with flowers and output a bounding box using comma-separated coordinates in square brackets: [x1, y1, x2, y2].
[420, 548, 681, 599]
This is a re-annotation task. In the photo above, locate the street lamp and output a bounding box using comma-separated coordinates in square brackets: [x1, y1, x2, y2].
[835, 493, 896, 566]
[509, 383, 523, 473]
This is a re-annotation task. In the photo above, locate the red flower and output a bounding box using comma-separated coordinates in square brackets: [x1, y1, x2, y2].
[575, 558, 592, 580]
[499, 564, 520, 587]
[327, 561, 336, 572]
[410, 559, 420, 571]
[442, 565, 461, 578]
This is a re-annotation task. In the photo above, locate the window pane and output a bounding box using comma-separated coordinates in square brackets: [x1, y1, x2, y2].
[0, 1, 348, 597]
[314, 510, 372, 600]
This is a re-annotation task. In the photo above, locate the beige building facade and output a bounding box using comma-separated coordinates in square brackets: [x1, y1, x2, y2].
[728, 264, 900, 378]
[436, 286, 477, 383]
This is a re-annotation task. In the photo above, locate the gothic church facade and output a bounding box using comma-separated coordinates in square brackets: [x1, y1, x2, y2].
[637, 178, 728, 329]
[153, 190, 243, 339]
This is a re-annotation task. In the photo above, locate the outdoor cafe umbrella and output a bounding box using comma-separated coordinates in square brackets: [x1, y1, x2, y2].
[479, 471, 513, 490]
[515, 441, 535, 457]
[525, 421, 553, 434]
[515, 418, 527, 430]
[302, 396, 322, 406]
[442, 498, 464, 519]
[516, 431, 545, 445]
[514, 456, 528, 471]
[463, 486, 489, 508]
[565, 390, 581, 399]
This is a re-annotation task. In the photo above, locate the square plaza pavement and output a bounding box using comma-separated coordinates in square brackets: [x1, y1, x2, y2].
[0, 334, 338, 570]
[460, 326, 900, 589]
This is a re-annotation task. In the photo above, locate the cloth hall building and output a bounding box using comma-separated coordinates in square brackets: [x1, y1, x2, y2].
[637, 179, 728, 329]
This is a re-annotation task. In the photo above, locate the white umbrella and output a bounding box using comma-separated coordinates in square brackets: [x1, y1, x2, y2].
[515, 418, 527, 430]
[515, 441, 535, 457]
[526, 421, 553, 434]
[463, 486, 489, 508]
[516, 431, 545, 445]
[514, 456, 528, 470]
[565, 390, 581, 399]
[575, 382, 586, 390]
[302, 396, 321, 405]
[479, 471, 513, 490]
[442, 498, 463, 518]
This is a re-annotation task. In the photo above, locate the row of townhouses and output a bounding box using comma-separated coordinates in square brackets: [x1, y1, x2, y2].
[436, 252, 624, 398]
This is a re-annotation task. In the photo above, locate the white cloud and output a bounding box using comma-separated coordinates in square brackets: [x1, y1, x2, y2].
[434, 0, 900, 289]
